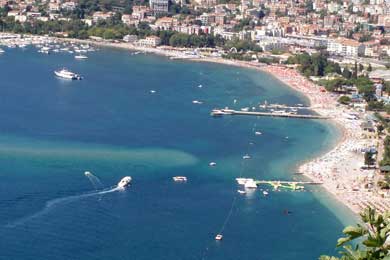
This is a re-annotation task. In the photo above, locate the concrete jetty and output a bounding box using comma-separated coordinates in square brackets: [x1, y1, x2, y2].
[211, 109, 330, 120]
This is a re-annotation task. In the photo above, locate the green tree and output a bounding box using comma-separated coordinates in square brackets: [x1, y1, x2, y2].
[353, 61, 358, 79]
[368, 63, 373, 72]
[342, 68, 352, 79]
[320, 207, 390, 260]
[364, 151, 375, 166]
[377, 124, 384, 135]
[338, 95, 351, 105]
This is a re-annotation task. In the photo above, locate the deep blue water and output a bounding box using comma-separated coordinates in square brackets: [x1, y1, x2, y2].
[0, 46, 354, 260]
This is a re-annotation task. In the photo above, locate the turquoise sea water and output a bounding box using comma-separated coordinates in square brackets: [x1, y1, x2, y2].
[0, 47, 354, 260]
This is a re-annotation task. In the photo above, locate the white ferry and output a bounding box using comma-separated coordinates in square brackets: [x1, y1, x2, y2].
[54, 68, 82, 80]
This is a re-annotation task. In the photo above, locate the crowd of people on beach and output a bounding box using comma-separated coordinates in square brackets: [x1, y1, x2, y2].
[261, 65, 390, 214]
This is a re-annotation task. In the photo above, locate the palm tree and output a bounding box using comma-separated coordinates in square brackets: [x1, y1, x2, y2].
[320, 207, 390, 260]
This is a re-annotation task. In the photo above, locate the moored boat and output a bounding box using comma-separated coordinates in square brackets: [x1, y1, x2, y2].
[75, 54, 88, 59]
[173, 176, 187, 182]
[54, 68, 82, 80]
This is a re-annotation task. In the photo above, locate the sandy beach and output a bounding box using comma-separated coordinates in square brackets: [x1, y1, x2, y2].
[258, 65, 388, 215]
[1, 32, 387, 215]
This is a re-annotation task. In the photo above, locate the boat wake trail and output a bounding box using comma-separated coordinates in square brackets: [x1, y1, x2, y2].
[5, 187, 119, 228]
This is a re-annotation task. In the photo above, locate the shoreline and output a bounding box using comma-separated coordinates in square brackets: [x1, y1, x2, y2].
[1, 33, 386, 215]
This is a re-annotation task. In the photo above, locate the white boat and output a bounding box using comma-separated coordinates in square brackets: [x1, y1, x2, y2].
[273, 110, 287, 114]
[235, 178, 248, 185]
[117, 176, 132, 189]
[150, 90, 156, 94]
[255, 131, 262, 135]
[215, 234, 223, 240]
[243, 154, 251, 160]
[75, 54, 88, 59]
[211, 109, 225, 117]
[241, 107, 249, 112]
[237, 190, 246, 194]
[245, 181, 257, 189]
[209, 162, 217, 167]
[54, 68, 82, 80]
[0, 48, 4, 53]
[263, 191, 269, 196]
[173, 176, 187, 182]
[192, 100, 203, 104]
[39, 47, 50, 54]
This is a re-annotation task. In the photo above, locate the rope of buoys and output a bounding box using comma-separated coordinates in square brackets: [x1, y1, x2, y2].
[201, 119, 257, 259]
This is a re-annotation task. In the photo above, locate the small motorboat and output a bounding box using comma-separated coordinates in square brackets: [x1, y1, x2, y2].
[215, 234, 223, 240]
[263, 191, 269, 196]
[117, 176, 132, 189]
[75, 54, 88, 59]
[173, 176, 187, 182]
[209, 162, 217, 167]
[243, 155, 251, 160]
[237, 190, 246, 194]
[255, 131, 262, 135]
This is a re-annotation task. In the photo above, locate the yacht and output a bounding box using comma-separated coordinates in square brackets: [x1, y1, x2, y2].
[117, 176, 132, 189]
[54, 68, 82, 80]
[75, 54, 88, 59]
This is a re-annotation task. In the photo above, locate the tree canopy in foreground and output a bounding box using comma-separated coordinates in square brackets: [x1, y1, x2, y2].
[320, 207, 390, 260]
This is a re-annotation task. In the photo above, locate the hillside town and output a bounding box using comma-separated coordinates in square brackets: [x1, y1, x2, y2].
[1, 0, 390, 62]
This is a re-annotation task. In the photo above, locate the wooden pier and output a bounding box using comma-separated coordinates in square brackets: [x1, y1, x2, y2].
[211, 109, 330, 120]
